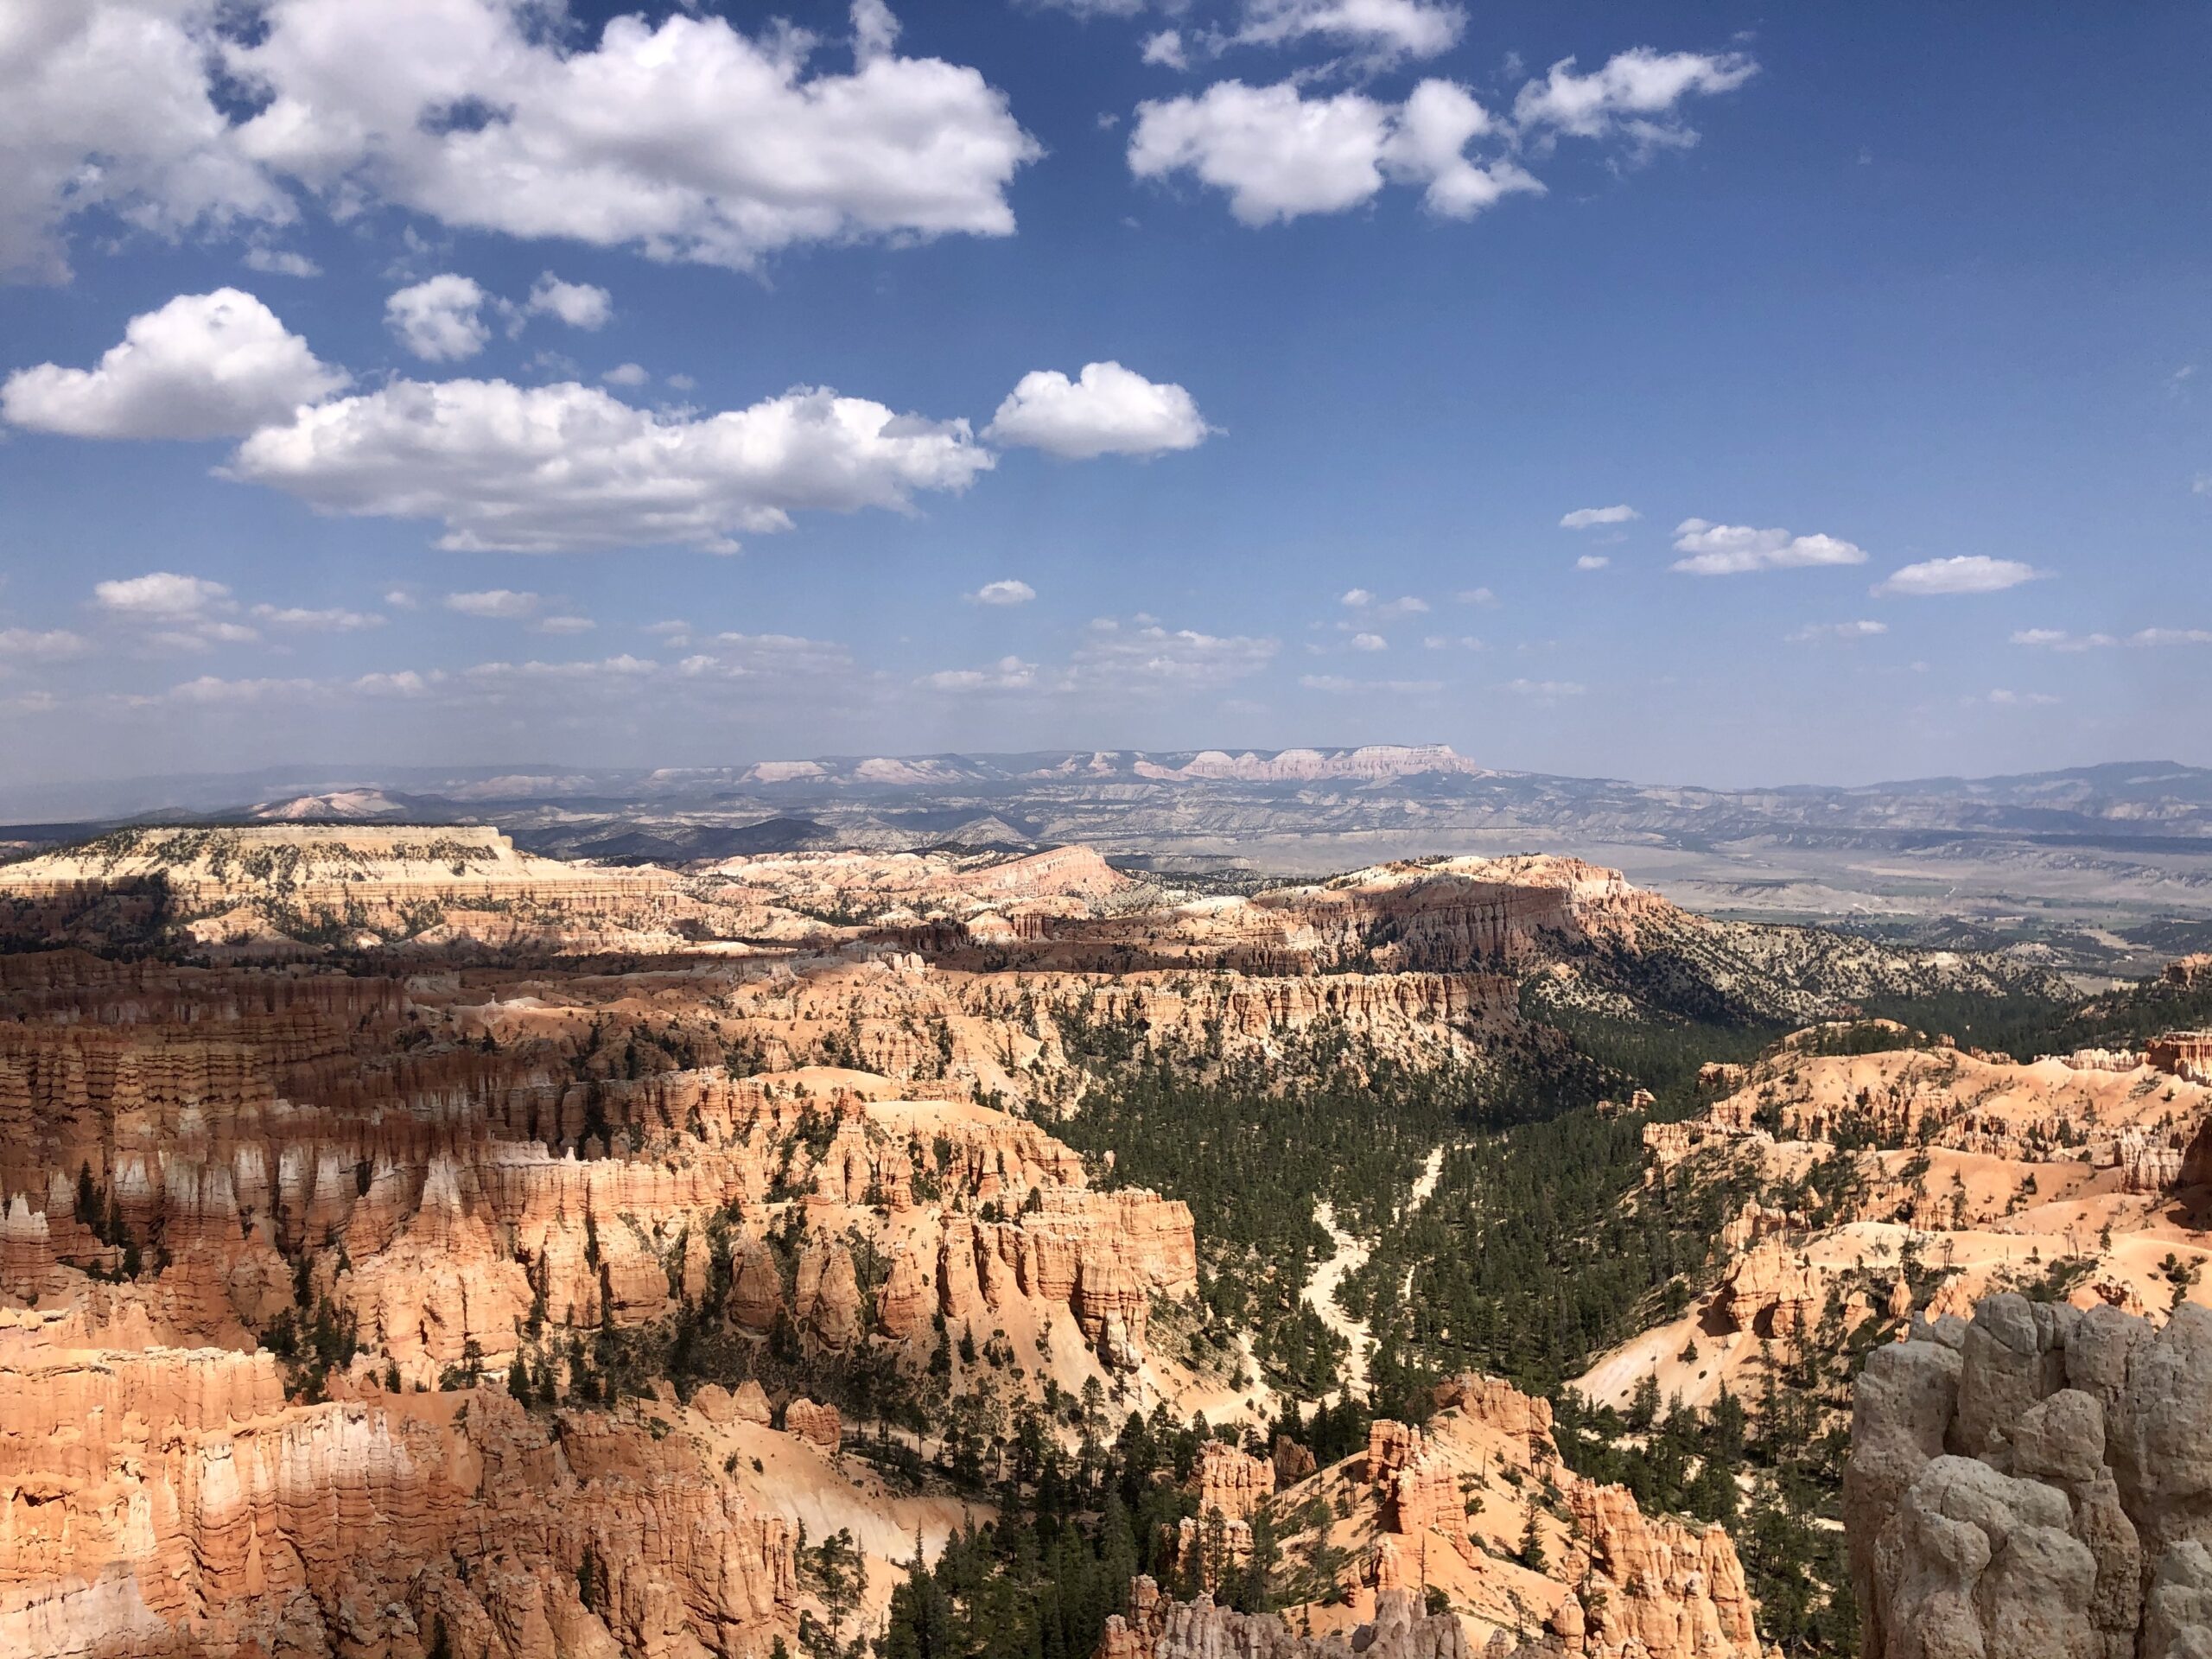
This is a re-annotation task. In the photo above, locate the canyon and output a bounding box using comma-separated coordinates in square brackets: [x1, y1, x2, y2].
[0, 823, 2203, 1659]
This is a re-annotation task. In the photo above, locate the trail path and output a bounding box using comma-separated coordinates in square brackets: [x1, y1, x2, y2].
[1302, 1146, 1448, 1403]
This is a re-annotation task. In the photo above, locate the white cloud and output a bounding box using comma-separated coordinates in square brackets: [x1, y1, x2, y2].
[919, 656, 1039, 692]
[227, 378, 994, 553]
[168, 674, 317, 705]
[688, 632, 858, 682]
[93, 571, 232, 618]
[1341, 589, 1428, 618]
[3, 289, 346, 440]
[443, 589, 540, 620]
[1142, 30, 1189, 69]
[532, 614, 596, 635]
[1349, 632, 1388, 652]
[1789, 620, 1888, 642]
[0, 627, 88, 661]
[1130, 78, 1541, 225]
[1505, 677, 1586, 697]
[527, 275, 612, 331]
[0, 3, 294, 282]
[1874, 556, 2042, 596]
[1670, 518, 1868, 575]
[970, 579, 1037, 606]
[1422, 634, 1483, 651]
[1454, 587, 1497, 607]
[2010, 627, 2112, 652]
[601, 363, 652, 388]
[987, 361, 1210, 459]
[385, 274, 491, 362]
[354, 669, 435, 696]
[1232, 0, 1465, 60]
[2133, 628, 2212, 646]
[451, 593, 550, 625]
[1300, 673, 1443, 694]
[1574, 555, 1610, 571]
[243, 247, 321, 277]
[1975, 689, 2059, 708]
[1069, 617, 1277, 694]
[465, 653, 658, 684]
[250, 604, 385, 631]
[1560, 504, 1637, 528]
[1513, 48, 1756, 142]
[383, 588, 420, 610]
[3, 1, 1039, 279]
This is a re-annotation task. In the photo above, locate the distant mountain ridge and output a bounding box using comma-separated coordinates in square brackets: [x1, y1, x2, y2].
[12, 753, 2212, 974]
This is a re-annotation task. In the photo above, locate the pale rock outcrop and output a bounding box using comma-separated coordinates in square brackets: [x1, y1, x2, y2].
[1099, 1580, 1468, 1659]
[1847, 1293, 2212, 1659]
[730, 1380, 773, 1426]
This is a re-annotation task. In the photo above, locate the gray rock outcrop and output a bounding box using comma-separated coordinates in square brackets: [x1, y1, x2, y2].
[1848, 1294, 2212, 1659]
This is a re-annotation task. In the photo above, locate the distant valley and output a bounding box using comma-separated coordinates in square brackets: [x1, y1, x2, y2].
[12, 746, 2212, 977]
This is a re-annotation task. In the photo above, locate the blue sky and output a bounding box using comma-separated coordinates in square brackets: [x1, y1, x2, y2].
[0, 0, 2207, 791]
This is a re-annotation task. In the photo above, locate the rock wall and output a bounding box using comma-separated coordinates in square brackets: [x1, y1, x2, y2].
[0, 1328, 798, 1659]
[1847, 1293, 2212, 1659]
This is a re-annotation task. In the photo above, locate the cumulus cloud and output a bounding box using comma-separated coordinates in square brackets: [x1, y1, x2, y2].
[1130, 44, 1750, 226]
[385, 275, 492, 362]
[1975, 689, 2059, 708]
[0, 627, 89, 662]
[3, 289, 346, 440]
[600, 363, 652, 388]
[1232, 0, 1465, 60]
[2132, 627, 2212, 646]
[94, 571, 232, 617]
[986, 362, 1210, 459]
[533, 615, 595, 635]
[1300, 673, 1443, 694]
[443, 589, 541, 619]
[1130, 78, 1540, 225]
[1505, 677, 1586, 698]
[1455, 587, 1498, 607]
[918, 656, 1039, 692]
[1560, 504, 1639, 529]
[1670, 518, 1868, 576]
[1341, 589, 1428, 618]
[1067, 617, 1277, 695]
[1874, 556, 2042, 596]
[526, 275, 613, 331]
[969, 579, 1037, 606]
[250, 604, 385, 631]
[1513, 48, 1757, 143]
[1574, 555, 1610, 571]
[1141, 30, 1189, 68]
[1349, 632, 1388, 652]
[0, 3, 294, 282]
[3, 1, 1039, 278]
[227, 378, 995, 553]
[1789, 620, 1888, 641]
[165, 673, 317, 705]
[243, 246, 320, 278]
[2011, 628, 2112, 652]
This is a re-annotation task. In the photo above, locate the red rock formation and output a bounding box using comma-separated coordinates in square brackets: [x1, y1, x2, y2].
[1193, 1441, 1273, 1523]
[784, 1398, 840, 1452]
